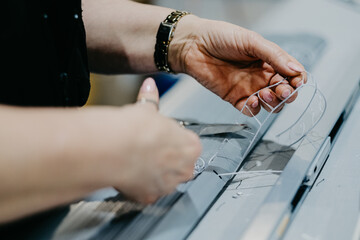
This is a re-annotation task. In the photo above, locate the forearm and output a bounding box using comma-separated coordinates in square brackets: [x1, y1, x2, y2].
[0, 102, 191, 223]
[83, 0, 174, 74]
[0, 106, 117, 223]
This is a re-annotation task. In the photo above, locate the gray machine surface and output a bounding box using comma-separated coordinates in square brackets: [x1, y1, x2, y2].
[1, 0, 359, 239]
[284, 83, 360, 240]
[156, 0, 360, 238]
[150, 0, 360, 239]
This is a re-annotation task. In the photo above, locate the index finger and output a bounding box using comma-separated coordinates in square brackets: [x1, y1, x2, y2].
[248, 32, 305, 77]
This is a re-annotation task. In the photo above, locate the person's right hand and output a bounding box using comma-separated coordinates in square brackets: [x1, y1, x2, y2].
[106, 78, 201, 204]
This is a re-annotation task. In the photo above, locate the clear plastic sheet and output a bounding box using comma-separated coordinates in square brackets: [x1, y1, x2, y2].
[188, 72, 326, 175]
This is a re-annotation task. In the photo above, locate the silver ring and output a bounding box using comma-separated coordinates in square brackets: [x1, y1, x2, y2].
[137, 98, 159, 110]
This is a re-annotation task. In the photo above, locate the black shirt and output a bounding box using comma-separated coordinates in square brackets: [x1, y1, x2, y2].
[1, 0, 90, 106]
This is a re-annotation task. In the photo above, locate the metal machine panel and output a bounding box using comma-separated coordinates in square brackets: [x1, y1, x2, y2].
[284, 89, 360, 240]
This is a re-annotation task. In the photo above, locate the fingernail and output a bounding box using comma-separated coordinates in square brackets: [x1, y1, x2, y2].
[287, 62, 304, 73]
[296, 81, 303, 88]
[281, 89, 291, 99]
[251, 100, 258, 108]
[140, 78, 156, 93]
[264, 92, 273, 103]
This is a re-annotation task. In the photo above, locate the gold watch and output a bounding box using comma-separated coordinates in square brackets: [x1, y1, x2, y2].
[154, 10, 190, 73]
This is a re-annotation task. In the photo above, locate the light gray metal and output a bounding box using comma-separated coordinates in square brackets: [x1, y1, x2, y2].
[303, 137, 331, 187]
[240, 79, 360, 240]
[240, 135, 327, 240]
[188, 140, 296, 240]
[283, 89, 360, 240]
[331, 0, 360, 13]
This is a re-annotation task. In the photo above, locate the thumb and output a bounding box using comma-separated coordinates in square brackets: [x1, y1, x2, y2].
[137, 77, 160, 111]
[250, 34, 305, 77]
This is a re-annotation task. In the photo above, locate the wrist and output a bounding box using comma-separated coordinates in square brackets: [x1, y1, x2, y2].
[167, 14, 203, 74]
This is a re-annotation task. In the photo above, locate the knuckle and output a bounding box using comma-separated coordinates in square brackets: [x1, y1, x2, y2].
[271, 74, 286, 85]
[248, 30, 262, 42]
[273, 48, 285, 60]
[223, 91, 237, 106]
[244, 30, 263, 56]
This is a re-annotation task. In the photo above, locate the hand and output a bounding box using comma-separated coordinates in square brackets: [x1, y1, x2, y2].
[169, 15, 306, 116]
[110, 78, 201, 204]
[0, 78, 201, 223]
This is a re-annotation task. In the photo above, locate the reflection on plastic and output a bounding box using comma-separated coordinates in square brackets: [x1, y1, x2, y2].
[192, 72, 326, 176]
[242, 72, 326, 150]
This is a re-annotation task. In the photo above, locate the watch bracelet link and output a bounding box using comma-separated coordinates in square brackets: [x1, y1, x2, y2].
[154, 10, 190, 73]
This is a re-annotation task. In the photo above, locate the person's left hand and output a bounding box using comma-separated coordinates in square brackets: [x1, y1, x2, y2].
[169, 15, 306, 116]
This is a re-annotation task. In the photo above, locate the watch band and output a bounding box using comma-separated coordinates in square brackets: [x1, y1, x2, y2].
[154, 10, 190, 73]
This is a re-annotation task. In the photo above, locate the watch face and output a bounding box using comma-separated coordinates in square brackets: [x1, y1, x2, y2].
[158, 22, 174, 41]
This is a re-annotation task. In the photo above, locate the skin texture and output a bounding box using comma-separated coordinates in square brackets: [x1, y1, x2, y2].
[0, 81, 200, 223]
[0, 0, 305, 223]
[168, 16, 305, 116]
[83, 0, 305, 115]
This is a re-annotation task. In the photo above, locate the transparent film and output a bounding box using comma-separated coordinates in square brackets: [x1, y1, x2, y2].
[181, 72, 326, 176]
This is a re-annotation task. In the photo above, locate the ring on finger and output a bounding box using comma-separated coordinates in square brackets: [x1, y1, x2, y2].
[137, 97, 159, 110]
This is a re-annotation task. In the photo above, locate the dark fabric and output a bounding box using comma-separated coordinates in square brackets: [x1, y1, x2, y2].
[1, 0, 90, 106]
